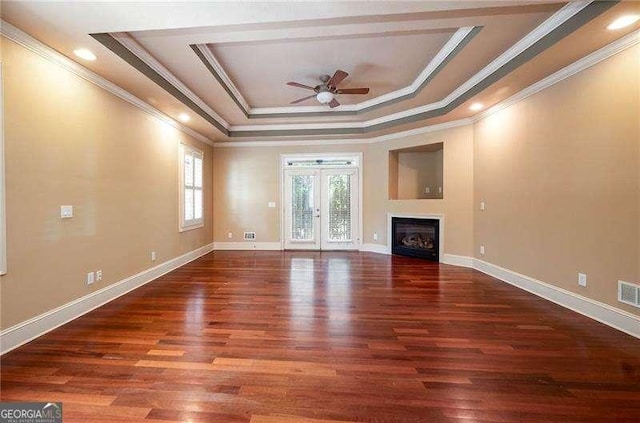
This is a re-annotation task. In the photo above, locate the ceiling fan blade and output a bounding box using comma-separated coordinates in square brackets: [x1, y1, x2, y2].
[337, 88, 370, 95]
[290, 94, 317, 104]
[328, 98, 340, 108]
[328, 70, 348, 88]
[287, 81, 316, 91]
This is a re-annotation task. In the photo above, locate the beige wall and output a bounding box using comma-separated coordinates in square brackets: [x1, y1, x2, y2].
[366, 125, 474, 256]
[396, 150, 444, 200]
[474, 44, 639, 315]
[213, 144, 366, 243]
[0, 37, 214, 329]
[213, 124, 475, 257]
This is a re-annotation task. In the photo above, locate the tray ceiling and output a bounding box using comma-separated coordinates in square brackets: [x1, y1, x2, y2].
[2, 1, 639, 143]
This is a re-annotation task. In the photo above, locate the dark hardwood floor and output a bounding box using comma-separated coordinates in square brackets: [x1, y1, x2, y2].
[1, 251, 639, 422]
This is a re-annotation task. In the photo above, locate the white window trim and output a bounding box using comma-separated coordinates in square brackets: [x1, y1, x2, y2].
[179, 143, 204, 232]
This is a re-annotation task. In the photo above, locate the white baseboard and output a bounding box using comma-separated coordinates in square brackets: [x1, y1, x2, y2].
[473, 258, 640, 339]
[355, 247, 639, 339]
[359, 243, 390, 255]
[0, 243, 214, 355]
[442, 254, 474, 268]
[213, 242, 282, 250]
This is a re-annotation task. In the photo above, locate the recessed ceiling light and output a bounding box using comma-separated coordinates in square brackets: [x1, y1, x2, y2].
[470, 102, 484, 111]
[73, 48, 96, 61]
[607, 15, 640, 30]
[178, 113, 191, 122]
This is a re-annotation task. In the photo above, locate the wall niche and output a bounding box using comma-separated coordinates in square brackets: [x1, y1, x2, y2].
[389, 142, 443, 200]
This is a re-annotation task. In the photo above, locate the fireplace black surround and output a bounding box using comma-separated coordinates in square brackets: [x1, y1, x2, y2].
[391, 217, 439, 261]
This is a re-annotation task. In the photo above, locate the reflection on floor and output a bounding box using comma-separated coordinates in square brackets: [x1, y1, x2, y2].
[2, 251, 639, 422]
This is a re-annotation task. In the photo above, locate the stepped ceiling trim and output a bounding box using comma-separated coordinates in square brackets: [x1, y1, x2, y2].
[91, 1, 615, 138]
[191, 26, 480, 118]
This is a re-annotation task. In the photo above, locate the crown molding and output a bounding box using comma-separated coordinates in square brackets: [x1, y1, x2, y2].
[0, 20, 215, 147]
[228, 0, 593, 132]
[443, 0, 589, 106]
[4, 1, 626, 146]
[91, 0, 610, 138]
[192, 44, 250, 114]
[215, 26, 640, 147]
[230, 96, 450, 131]
[111, 32, 230, 129]
[474, 28, 640, 122]
[214, 118, 473, 147]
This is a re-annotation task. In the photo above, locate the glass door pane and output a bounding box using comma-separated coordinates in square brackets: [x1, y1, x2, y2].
[321, 169, 358, 250]
[327, 174, 351, 242]
[284, 170, 320, 250]
[291, 175, 315, 241]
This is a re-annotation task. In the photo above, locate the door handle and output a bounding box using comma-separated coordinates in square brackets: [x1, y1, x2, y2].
[315, 214, 320, 218]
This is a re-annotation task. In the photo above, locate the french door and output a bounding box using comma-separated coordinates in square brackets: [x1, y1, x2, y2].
[284, 168, 359, 250]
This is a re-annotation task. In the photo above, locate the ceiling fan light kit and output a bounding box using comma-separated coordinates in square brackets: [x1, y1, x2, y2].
[287, 69, 370, 108]
[316, 91, 335, 104]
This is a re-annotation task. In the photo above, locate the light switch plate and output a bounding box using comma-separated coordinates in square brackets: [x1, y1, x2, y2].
[87, 272, 94, 285]
[480, 245, 485, 255]
[480, 202, 485, 211]
[268, 202, 276, 208]
[61, 205, 73, 218]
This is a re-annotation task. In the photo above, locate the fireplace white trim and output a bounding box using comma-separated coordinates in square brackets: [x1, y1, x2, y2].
[387, 213, 445, 262]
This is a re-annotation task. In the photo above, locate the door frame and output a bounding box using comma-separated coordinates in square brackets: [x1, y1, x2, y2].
[280, 152, 363, 251]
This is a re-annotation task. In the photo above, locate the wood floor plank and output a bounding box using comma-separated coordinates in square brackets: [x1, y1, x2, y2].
[1, 251, 639, 422]
[250, 415, 360, 423]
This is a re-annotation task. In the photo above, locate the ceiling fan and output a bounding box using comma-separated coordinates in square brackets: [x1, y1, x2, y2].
[287, 70, 370, 108]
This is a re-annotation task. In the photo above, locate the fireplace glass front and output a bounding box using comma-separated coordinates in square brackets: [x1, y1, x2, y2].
[391, 217, 439, 261]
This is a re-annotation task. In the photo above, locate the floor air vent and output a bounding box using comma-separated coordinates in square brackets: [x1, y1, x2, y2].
[244, 232, 256, 240]
[618, 280, 640, 308]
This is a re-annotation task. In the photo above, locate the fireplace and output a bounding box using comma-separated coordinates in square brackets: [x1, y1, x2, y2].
[391, 217, 440, 261]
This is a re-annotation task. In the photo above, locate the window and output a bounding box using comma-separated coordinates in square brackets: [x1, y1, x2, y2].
[179, 144, 204, 231]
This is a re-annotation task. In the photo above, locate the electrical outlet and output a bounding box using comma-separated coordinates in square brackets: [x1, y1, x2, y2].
[96, 270, 102, 282]
[373, 233, 378, 241]
[480, 245, 485, 255]
[578, 273, 587, 287]
[480, 202, 486, 211]
[87, 272, 95, 285]
[151, 251, 156, 261]
[438, 186, 442, 194]
[227, 232, 233, 239]
[425, 187, 431, 194]
[60, 205, 73, 218]
[268, 202, 276, 208]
